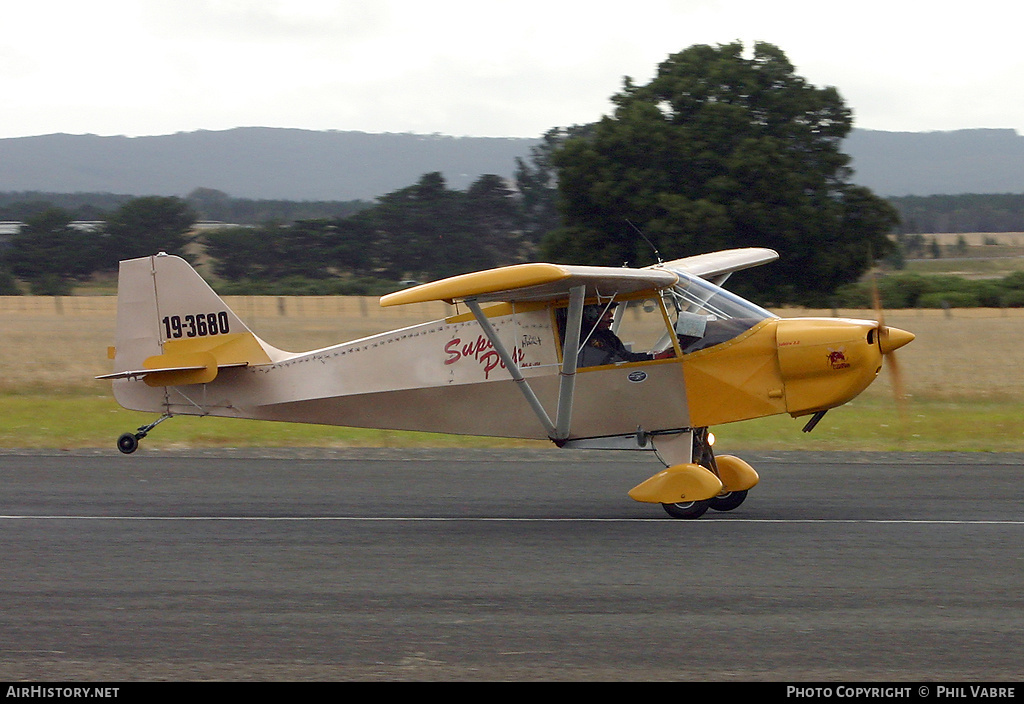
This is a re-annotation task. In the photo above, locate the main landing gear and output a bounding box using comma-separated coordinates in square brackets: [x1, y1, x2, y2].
[116, 414, 172, 454]
[660, 428, 754, 519]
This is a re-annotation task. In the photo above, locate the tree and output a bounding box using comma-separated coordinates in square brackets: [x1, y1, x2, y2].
[102, 196, 197, 266]
[544, 42, 898, 304]
[204, 218, 375, 282]
[268, 218, 374, 279]
[186, 187, 233, 221]
[199, 173, 530, 288]
[464, 174, 532, 263]
[514, 126, 591, 247]
[4, 208, 101, 294]
[359, 172, 488, 280]
[0, 267, 18, 295]
[202, 225, 275, 281]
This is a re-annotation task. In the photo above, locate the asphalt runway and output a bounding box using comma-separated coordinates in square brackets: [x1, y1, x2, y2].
[0, 448, 1022, 682]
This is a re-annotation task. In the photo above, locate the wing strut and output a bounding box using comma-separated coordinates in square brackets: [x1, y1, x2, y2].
[554, 285, 585, 440]
[465, 298, 560, 441]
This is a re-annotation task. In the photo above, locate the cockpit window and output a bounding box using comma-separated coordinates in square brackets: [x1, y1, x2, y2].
[557, 297, 676, 367]
[555, 272, 775, 365]
[663, 271, 775, 354]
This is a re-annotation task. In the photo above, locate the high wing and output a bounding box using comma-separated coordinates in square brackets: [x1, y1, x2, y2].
[655, 247, 779, 286]
[379, 248, 778, 308]
[380, 261, 680, 444]
[379, 262, 678, 307]
[377, 249, 777, 445]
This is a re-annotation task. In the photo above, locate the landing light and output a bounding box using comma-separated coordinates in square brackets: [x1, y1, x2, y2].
[708, 432, 716, 446]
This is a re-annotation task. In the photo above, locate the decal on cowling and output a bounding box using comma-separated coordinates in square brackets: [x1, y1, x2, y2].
[827, 348, 851, 370]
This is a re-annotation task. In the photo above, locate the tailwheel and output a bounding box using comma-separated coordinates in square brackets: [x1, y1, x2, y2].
[117, 432, 140, 455]
[115, 413, 172, 455]
[709, 489, 748, 512]
[662, 499, 710, 519]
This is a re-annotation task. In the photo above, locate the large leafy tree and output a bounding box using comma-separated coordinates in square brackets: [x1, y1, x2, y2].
[102, 196, 197, 266]
[544, 42, 898, 304]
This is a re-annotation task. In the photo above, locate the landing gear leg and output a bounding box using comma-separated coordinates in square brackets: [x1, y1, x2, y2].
[116, 414, 172, 454]
[692, 427, 716, 472]
[658, 428, 716, 519]
[691, 427, 750, 512]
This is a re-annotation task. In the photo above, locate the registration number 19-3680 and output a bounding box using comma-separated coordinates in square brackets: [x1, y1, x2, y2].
[162, 312, 230, 339]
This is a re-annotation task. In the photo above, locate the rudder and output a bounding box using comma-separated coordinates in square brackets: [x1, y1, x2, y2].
[101, 253, 282, 410]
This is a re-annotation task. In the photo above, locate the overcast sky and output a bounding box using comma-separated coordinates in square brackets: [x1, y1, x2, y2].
[3, 0, 1022, 140]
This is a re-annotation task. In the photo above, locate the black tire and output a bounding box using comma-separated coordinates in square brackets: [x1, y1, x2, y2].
[662, 500, 710, 519]
[117, 433, 139, 455]
[709, 490, 748, 512]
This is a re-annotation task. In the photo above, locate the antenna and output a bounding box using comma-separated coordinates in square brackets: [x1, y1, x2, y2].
[626, 220, 662, 264]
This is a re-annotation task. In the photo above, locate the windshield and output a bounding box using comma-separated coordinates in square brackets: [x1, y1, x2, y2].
[662, 270, 775, 354]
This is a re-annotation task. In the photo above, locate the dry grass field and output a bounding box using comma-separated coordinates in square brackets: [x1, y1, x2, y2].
[901, 231, 1024, 277]
[1, 295, 1023, 450]
[0, 295, 452, 394]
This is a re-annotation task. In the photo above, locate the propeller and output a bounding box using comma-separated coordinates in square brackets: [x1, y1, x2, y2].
[868, 258, 914, 422]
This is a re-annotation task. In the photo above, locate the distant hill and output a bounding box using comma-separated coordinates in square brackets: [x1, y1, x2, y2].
[1, 126, 1022, 200]
[845, 128, 1024, 196]
[0, 128, 539, 201]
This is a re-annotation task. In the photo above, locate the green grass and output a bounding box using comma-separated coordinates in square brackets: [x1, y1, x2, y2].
[2, 394, 1021, 453]
[903, 258, 1024, 278]
[713, 398, 1024, 452]
[0, 395, 545, 451]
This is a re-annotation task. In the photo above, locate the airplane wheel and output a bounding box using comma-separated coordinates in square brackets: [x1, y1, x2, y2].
[662, 500, 710, 519]
[709, 490, 748, 512]
[117, 433, 139, 455]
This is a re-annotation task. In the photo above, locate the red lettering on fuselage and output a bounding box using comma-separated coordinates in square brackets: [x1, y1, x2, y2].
[444, 335, 525, 379]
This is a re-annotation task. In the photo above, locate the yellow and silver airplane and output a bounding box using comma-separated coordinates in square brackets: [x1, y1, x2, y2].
[98, 249, 913, 518]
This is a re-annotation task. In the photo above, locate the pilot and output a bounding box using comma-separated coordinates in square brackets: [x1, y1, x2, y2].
[578, 304, 660, 367]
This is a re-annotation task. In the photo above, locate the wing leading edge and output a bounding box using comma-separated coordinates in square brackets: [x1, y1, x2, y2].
[379, 262, 679, 307]
[655, 247, 779, 284]
[379, 248, 779, 308]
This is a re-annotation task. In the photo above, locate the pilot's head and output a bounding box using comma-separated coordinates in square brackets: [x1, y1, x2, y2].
[583, 303, 617, 330]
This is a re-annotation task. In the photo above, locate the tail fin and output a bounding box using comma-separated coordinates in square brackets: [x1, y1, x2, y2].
[99, 253, 282, 392]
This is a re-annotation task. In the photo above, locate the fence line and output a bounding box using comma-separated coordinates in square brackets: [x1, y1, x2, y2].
[2, 296, 1023, 319]
[0, 296, 453, 319]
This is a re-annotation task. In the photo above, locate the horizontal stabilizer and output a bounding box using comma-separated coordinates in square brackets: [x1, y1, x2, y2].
[97, 331, 271, 387]
[97, 362, 248, 385]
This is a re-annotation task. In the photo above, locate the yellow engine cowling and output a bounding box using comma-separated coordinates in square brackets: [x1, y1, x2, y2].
[775, 318, 887, 417]
[681, 316, 913, 427]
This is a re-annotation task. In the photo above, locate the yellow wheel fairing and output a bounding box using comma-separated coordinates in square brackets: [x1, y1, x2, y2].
[628, 463, 724, 504]
[713, 455, 760, 492]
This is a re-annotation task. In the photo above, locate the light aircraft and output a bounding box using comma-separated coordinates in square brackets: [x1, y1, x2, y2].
[98, 249, 913, 518]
